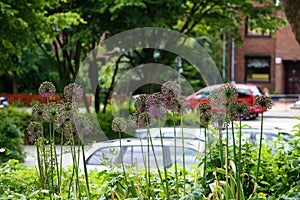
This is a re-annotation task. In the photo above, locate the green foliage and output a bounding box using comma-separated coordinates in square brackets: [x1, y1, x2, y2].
[0, 106, 32, 144]
[0, 113, 25, 163]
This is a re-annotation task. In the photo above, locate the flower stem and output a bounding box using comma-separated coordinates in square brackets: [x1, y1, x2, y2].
[181, 116, 186, 195]
[158, 119, 170, 200]
[256, 110, 264, 198]
[172, 114, 179, 198]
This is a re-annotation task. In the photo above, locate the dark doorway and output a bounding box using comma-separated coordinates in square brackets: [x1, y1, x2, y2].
[284, 61, 300, 94]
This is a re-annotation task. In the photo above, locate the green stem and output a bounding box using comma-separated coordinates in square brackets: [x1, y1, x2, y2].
[238, 119, 243, 199]
[80, 138, 90, 200]
[158, 119, 170, 199]
[231, 121, 240, 199]
[219, 129, 224, 168]
[202, 126, 207, 186]
[119, 132, 128, 186]
[59, 133, 63, 193]
[225, 125, 229, 200]
[256, 110, 264, 198]
[36, 141, 44, 188]
[181, 116, 186, 195]
[172, 114, 179, 198]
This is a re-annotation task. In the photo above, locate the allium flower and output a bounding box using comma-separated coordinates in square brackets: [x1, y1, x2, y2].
[32, 103, 45, 121]
[27, 121, 43, 143]
[38, 81, 56, 97]
[73, 114, 93, 137]
[197, 101, 212, 126]
[223, 83, 238, 102]
[161, 80, 181, 98]
[134, 94, 148, 113]
[254, 95, 273, 110]
[129, 112, 153, 128]
[168, 95, 190, 115]
[210, 83, 238, 108]
[63, 83, 83, 103]
[230, 100, 250, 120]
[146, 92, 167, 118]
[112, 117, 127, 132]
[42, 102, 59, 122]
[197, 100, 212, 115]
[209, 87, 227, 108]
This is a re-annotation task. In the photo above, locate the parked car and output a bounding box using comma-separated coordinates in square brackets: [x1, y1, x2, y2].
[186, 83, 265, 119]
[84, 137, 204, 171]
[0, 97, 9, 109]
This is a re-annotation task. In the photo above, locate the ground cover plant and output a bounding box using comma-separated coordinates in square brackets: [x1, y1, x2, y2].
[0, 81, 299, 199]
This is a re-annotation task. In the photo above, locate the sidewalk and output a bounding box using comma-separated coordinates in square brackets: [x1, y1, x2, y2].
[264, 101, 300, 118]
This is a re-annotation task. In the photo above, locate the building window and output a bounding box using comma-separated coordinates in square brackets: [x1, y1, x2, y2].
[245, 56, 270, 82]
[245, 17, 271, 37]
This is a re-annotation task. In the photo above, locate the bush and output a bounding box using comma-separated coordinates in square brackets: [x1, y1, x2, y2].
[0, 107, 32, 144]
[0, 114, 25, 163]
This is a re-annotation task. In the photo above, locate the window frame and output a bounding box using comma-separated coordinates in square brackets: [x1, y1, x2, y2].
[245, 56, 271, 83]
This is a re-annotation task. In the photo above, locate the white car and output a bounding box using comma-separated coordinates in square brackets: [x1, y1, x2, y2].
[84, 137, 204, 171]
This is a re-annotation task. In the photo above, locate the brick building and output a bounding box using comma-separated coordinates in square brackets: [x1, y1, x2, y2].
[228, 9, 300, 95]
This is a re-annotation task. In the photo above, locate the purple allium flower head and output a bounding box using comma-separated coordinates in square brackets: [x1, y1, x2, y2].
[112, 117, 127, 132]
[161, 80, 181, 99]
[129, 112, 153, 128]
[63, 83, 83, 103]
[27, 121, 43, 143]
[42, 102, 59, 122]
[254, 95, 273, 110]
[223, 82, 238, 102]
[146, 92, 167, 118]
[32, 103, 45, 121]
[134, 94, 148, 113]
[197, 100, 212, 115]
[197, 100, 212, 126]
[73, 114, 93, 137]
[230, 100, 250, 120]
[38, 81, 56, 97]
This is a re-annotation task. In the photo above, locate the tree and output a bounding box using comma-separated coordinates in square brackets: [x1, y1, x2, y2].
[281, 0, 300, 45]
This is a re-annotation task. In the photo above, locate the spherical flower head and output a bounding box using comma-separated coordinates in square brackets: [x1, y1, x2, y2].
[230, 100, 250, 120]
[223, 82, 238, 103]
[209, 87, 227, 108]
[27, 121, 43, 143]
[112, 117, 127, 132]
[63, 83, 83, 103]
[134, 94, 148, 113]
[254, 95, 273, 110]
[32, 103, 45, 121]
[39, 81, 56, 97]
[197, 100, 212, 115]
[42, 102, 59, 122]
[73, 114, 93, 137]
[129, 112, 153, 128]
[161, 80, 181, 98]
[200, 112, 211, 127]
[146, 92, 167, 118]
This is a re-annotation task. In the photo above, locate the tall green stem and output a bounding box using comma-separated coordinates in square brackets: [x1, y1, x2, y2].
[80, 138, 90, 199]
[158, 119, 170, 199]
[181, 116, 186, 195]
[225, 125, 229, 200]
[231, 121, 240, 199]
[256, 111, 264, 198]
[218, 129, 224, 168]
[202, 126, 207, 186]
[172, 114, 179, 198]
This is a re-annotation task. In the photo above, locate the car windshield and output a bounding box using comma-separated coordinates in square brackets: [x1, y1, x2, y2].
[87, 144, 199, 169]
[197, 90, 211, 98]
[250, 87, 263, 96]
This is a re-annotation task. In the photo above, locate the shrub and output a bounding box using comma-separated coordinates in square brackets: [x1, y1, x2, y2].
[0, 114, 25, 163]
[0, 107, 32, 144]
